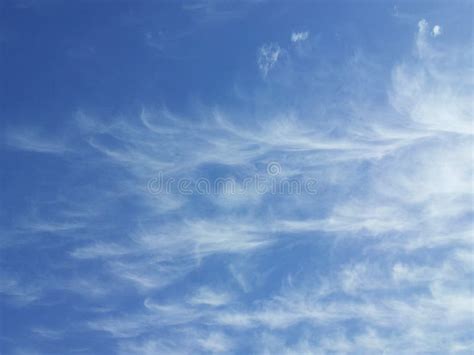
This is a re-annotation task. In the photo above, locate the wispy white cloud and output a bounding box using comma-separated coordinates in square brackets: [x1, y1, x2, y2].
[5, 127, 68, 154]
[0, 275, 41, 305]
[31, 327, 64, 340]
[197, 332, 233, 353]
[4, 14, 473, 354]
[118, 330, 233, 355]
[188, 287, 232, 307]
[291, 31, 309, 43]
[181, 0, 249, 23]
[80, 19, 473, 352]
[70, 242, 129, 259]
[70, 219, 270, 290]
[257, 43, 281, 77]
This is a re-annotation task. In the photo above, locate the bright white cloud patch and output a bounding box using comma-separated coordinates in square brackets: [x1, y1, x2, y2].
[291, 31, 309, 42]
[432, 24, 442, 37]
[257, 42, 281, 77]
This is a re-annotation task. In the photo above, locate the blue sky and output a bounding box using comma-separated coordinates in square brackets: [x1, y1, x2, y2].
[1, 1, 473, 354]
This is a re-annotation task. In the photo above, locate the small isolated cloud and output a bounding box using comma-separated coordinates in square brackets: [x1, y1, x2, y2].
[432, 25, 442, 37]
[291, 31, 309, 42]
[257, 43, 281, 77]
